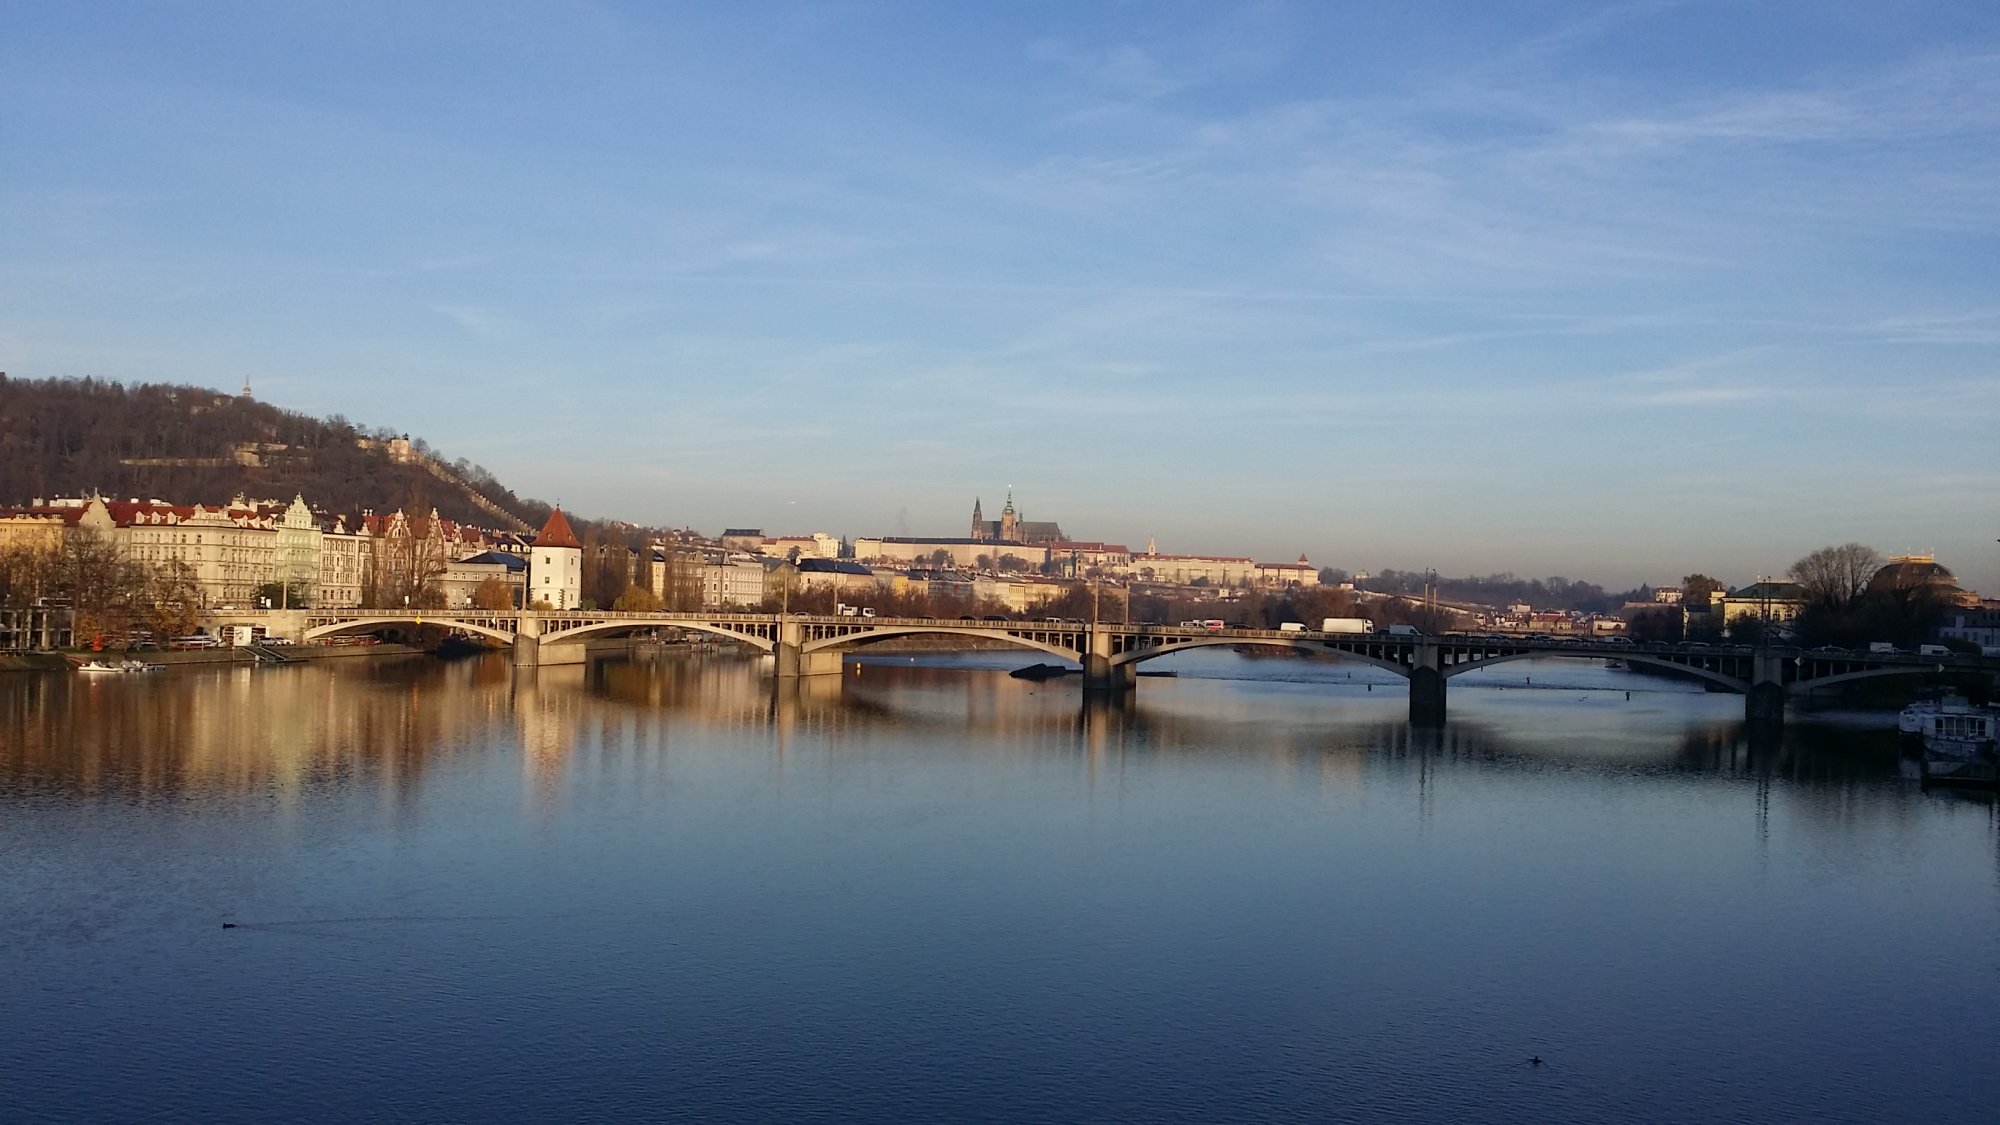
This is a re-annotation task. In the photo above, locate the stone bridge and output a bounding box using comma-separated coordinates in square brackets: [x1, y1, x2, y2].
[208, 609, 2000, 725]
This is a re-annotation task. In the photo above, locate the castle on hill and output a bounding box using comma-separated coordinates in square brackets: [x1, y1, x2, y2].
[969, 492, 1064, 545]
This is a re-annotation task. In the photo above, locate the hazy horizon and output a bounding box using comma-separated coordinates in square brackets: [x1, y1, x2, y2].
[4, 3, 1995, 593]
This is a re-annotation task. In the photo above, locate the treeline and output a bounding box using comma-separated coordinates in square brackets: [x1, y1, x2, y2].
[0, 533, 202, 644]
[0, 376, 544, 528]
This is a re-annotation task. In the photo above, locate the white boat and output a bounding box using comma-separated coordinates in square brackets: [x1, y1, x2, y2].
[75, 659, 165, 674]
[1900, 694, 1999, 759]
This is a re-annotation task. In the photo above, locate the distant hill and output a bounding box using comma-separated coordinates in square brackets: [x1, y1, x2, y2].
[0, 375, 550, 531]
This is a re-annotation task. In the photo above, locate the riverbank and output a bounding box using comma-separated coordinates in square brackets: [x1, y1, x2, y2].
[1, 643, 431, 673]
[0, 651, 73, 672]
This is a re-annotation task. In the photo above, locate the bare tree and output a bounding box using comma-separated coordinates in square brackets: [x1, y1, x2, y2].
[361, 516, 450, 609]
[655, 542, 703, 611]
[137, 559, 203, 640]
[47, 528, 140, 641]
[1788, 543, 1883, 609]
[4, 530, 201, 645]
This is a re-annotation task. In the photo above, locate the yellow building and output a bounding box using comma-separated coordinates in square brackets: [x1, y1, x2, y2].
[0, 513, 64, 557]
[1717, 580, 1807, 634]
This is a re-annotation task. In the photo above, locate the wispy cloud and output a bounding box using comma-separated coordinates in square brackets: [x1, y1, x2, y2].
[1865, 309, 2000, 345]
[431, 304, 519, 341]
[1627, 384, 1774, 406]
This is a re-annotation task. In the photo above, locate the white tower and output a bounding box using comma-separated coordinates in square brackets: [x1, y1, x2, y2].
[530, 507, 583, 609]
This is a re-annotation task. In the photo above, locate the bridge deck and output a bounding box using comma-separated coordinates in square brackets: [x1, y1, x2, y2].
[213, 608, 2000, 692]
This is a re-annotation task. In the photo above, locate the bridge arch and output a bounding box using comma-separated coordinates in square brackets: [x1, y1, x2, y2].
[1110, 636, 1415, 678]
[303, 617, 518, 645]
[800, 625, 1080, 663]
[1788, 664, 1951, 695]
[1441, 650, 1752, 693]
[541, 619, 775, 652]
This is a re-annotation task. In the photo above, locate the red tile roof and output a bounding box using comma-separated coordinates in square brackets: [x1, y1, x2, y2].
[535, 507, 582, 550]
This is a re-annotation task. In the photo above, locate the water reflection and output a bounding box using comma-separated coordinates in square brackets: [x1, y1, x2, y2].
[0, 656, 520, 801]
[0, 652, 1948, 807]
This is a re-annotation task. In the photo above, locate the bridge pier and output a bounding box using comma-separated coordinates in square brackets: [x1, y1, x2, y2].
[1409, 667, 1446, 724]
[773, 619, 843, 679]
[1746, 652, 1787, 726]
[1081, 654, 1135, 694]
[1408, 641, 1446, 724]
[1082, 630, 1134, 694]
[772, 644, 843, 678]
[1745, 682, 1786, 725]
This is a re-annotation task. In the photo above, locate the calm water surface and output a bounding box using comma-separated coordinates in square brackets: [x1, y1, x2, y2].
[2, 650, 1996, 1123]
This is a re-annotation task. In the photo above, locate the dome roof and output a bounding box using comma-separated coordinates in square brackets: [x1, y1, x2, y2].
[1865, 554, 1958, 595]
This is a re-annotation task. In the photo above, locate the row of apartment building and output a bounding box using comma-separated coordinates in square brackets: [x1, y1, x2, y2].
[0, 494, 538, 611]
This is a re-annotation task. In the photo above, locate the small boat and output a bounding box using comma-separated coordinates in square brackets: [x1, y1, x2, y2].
[1009, 663, 1074, 681]
[75, 659, 165, 674]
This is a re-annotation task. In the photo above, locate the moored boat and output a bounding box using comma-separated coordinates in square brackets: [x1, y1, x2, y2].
[1900, 693, 1999, 760]
[74, 658, 165, 674]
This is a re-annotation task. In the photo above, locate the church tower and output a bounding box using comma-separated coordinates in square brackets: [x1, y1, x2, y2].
[530, 507, 583, 609]
[970, 497, 985, 540]
[1000, 491, 1019, 543]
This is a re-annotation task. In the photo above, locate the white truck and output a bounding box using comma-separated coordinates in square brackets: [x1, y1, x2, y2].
[1279, 622, 1306, 632]
[1320, 618, 1375, 634]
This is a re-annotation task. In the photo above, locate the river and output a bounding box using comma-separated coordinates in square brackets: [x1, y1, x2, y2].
[2, 650, 1995, 1123]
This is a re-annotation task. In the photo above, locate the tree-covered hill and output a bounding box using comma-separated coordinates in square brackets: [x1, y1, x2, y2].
[0, 375, 548, 530]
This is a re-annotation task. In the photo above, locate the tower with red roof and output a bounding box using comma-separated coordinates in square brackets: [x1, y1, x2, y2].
[529, 507, 583, 609]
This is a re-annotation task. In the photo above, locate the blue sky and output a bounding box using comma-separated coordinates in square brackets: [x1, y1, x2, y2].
[4, 1, 1997, 592]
